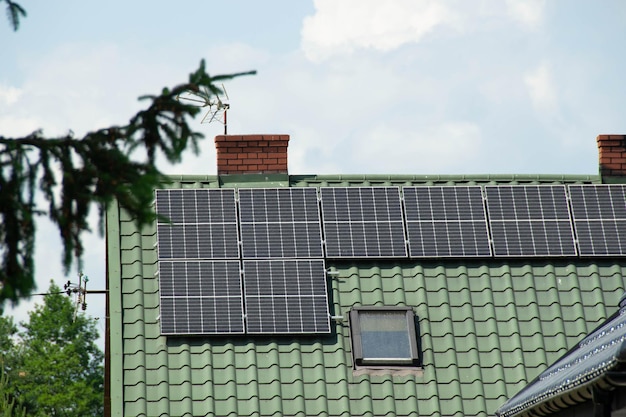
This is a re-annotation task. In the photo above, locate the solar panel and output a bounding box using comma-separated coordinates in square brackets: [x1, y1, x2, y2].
[320, 187, 407, 258]
[238, 188, 323, 258]
[159, 260, 245, 335]
[485, 185, 577, 256]
[243, 259, 330, 334]
[403, 186, 491, 257]
[569, 184, 626, 256]
[155, 189, 239, 259]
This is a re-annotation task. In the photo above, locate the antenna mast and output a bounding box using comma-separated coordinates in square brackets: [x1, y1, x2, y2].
[63, 271, 107, 321]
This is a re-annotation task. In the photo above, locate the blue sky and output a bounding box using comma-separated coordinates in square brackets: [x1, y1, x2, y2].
[2, 0, 626, 340]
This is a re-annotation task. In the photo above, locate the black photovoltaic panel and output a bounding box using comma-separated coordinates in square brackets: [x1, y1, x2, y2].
[155, 189, 239, 259]
[403, 186, 492, 257]
[243, 259, 330, 334]
[159, 260, 245, 335]
[320, 187, 407, 258]
[569, 184, 626, 256]
[155, 188, 238, 223]
[485, 185, 577, 256]
[238, 188, 323, 258]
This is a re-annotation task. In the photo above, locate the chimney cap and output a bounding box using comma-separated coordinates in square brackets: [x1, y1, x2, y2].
[215, 134, 290, 142]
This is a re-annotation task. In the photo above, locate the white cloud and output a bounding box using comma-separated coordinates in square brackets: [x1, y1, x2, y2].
[0, 115, 39, 136]
[524, 62, 558, 114]
[505, 0, 546, 29]
[0, 85, 22, 105]
[301, 0, 458, 62]
[353, 121, 484, 173]
[300, 0, 548, 62]
[202, 42, 270, 75]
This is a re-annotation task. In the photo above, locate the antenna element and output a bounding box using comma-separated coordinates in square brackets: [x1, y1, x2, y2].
[176, 84, 230, 134]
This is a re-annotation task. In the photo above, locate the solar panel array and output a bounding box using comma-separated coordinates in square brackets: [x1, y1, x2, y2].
[403, 186, 491, 257]
[155, 184, 626, 336]
[569, 184, 626, 256]
[155, 188, 329, 336]
[320, 187, 407, 258]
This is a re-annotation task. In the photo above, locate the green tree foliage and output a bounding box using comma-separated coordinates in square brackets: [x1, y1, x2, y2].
[0, 373, 26, 417]
[0, 315, 17, 358]
[1, 3, 255, 306]
[0, 316, 24, 417]
[4, 282, 103, 416]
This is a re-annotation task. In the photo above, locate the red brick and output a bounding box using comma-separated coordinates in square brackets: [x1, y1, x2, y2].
[599, 150, 624, 158]
[268, 141, 288, 148]
[600, 162, 625, 170]
[597, 134, 626, 141]
[267, 164, 285, 170]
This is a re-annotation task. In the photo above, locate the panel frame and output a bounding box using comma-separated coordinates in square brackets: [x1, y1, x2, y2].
[402, 186, 492, 258]
[158, 260, 245, 335]
[238, 187, 324, 259]
[320, 186, 408, 258]
[484, 185, 577, 257]
[243, 259, 331, 335]
[568, 184, 626, 256]
[155, 188, 240, 260]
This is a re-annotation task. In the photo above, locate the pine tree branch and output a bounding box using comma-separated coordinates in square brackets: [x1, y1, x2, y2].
[0, 60, 256, 306]
[3, 0, 26, 31]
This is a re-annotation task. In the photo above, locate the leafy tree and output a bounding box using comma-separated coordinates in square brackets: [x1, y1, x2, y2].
[0, 3, 255, 305]
[7, 282, 103, 416]
[0, 316, 24, 417]
[0, 372, 26, 417]
[0, 315, 17, 358]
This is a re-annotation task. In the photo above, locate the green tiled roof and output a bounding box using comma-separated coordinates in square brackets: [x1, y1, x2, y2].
[106, 174, 626, 417]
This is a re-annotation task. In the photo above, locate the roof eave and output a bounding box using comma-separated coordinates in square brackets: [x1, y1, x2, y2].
[497, 339, 626, 417]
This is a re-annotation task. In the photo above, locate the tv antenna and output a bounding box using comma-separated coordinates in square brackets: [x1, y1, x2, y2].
[176, 84, 230, 134]
[64, 271, 107, 321]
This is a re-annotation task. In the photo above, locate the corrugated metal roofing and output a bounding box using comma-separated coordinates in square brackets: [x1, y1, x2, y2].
[106, 174, 626, 417]
[495, 299, 626, 417]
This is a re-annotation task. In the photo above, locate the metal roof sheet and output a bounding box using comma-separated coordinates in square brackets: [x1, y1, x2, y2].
[496, 303, 626, 417]
[107, 174, 626, 417]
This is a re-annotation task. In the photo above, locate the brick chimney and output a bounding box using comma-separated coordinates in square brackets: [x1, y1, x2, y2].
[215, 134, 289, 175]
[597, 134, 626, 179]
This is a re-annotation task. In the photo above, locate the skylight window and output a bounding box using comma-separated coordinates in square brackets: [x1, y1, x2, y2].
[349, 306, 420, 367]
